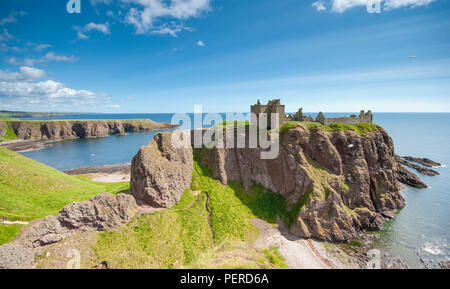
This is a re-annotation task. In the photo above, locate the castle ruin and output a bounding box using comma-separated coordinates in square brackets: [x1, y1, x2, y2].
[315, 110, 373, 126]
[251, 99, 373, 127]
[250, 99, 286, 128]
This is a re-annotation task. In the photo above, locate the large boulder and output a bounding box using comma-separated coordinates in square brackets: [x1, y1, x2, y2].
[130, 133, 193, 208]
[57, 193, 138, 231]
[16, 193, 137, 249]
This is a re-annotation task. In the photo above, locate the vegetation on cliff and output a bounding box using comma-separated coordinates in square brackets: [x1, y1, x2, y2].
[0, 121, 17, 141]
[0, 147, 129, 220]
[0, 224, 22, 246]
[85, 158, 286, 269]
[280, 121, 377, 139]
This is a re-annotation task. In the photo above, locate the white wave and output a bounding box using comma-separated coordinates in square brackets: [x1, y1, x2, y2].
[420, 241, 445, 255]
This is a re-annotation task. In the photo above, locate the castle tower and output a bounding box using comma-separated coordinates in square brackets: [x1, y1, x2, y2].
[250, 99, 285, 128]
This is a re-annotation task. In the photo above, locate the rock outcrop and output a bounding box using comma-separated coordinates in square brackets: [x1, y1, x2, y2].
[394, 164, 427, 188]
[130, 133, 193, 208]
[395, 155, 439, 177]
[0, 193, 137, 268]
[196, 125, 406, 242]
[0, 193, 137, 261]
[16, 193, 137, 249]
[0, 244, 34, 269]
[0, 121, 6, 141]
[6, 119, 177, 141]
[402, 156, 441, 168]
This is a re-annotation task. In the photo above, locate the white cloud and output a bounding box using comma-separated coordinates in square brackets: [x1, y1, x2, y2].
[322, 0, 436, 12]
[197, 40, 205, 47]
[149, 22, 190, 37]
[0, 29, 13, 42]
[35, 43, 52, 52]
[384, 0, 435, 9]
[90, 0, 211, 36]
[0, 79, 111, 111]
[90, 0, 112, 5]
[8, 52, 77, 66]
[312, 1, 326, 12]
[74, 22, 111, 40]
[0, 11, 26, 26]
[0, 66, 46, 82]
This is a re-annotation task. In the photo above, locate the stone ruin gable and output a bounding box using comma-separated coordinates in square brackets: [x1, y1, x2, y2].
[250, 99, 286, 128]
[315, 110, 373, 126]
[288, 108, 314, 122]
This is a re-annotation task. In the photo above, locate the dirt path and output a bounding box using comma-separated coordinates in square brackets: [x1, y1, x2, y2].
[0, 221, 29, 225]
[251, 219, 337, 269]
[204, 192, 216, 246]
[89, 173, 130, 183]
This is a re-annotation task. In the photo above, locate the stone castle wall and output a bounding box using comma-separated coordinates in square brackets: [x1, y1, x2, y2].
[251, 100, 372, 127]
[251, 99, 286, 127]
[316, 110, 372, 126]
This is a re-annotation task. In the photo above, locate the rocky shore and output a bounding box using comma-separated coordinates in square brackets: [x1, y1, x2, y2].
[0, 119, 178, 152]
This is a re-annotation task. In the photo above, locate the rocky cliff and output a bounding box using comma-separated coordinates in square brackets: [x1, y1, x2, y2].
[0, 193, 138, 269]
[4, 119, 177, 141]
[195, 125, 407, 242]
[130, 133, 193, 208]
[0, 122, 6, 140]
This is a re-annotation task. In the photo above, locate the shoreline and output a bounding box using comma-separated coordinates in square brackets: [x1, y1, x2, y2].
[0, 123, 178, 153]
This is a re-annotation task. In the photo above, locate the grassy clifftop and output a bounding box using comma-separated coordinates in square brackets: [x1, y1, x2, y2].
[0, 147, 129, 220]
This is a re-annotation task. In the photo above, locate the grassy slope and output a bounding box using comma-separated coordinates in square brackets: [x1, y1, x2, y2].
[281, 121, 377, 136]
[0, 147, 129, 220]
[0, 224, 23, 245]
[0, 121, 18, 142]
[88, 155, 287, 269]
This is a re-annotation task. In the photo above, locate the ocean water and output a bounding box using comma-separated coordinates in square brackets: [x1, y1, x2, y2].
[19, 112, 449, 268]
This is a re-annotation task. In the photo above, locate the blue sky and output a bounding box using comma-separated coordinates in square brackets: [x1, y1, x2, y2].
[0, 0, 449, 113]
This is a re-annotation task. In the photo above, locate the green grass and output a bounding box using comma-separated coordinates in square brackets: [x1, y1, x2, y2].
[0, 224, 23, 245]
[91, 189, 214, 268]
[89, 154, 289, 269]
[261, 246, 289, 269]
[0, 121, 17, 142]
[280, 121, 378, 139]
[0, 147, 129, 220]
[190, 160, 256, 245]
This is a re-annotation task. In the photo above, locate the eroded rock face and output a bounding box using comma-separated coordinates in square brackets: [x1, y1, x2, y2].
[130, 133, 193, 208]
[0, 121, 6, 139]
[57, 193, 138, 231]
[0, 193, 137, 268]
[0, 244, 34, 269]
[8, 120, 177, 141]
[15, 193, 137, 249]
[197, 125, 406, 242]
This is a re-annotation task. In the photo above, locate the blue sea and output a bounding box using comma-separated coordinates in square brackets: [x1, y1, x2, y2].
[19, 112, 450, 268]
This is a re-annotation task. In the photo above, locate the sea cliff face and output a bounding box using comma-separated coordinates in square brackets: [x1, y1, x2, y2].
[195, 125, 406, 242]
[3, 119, 177, 141]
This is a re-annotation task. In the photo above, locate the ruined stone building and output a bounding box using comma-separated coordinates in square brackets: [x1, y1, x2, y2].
[250, 99, 286, 128]
[315, 110, 373, 126]
[251, 99, 373, 127]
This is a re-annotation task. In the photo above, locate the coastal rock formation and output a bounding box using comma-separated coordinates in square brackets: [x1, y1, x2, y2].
[15, 193, 137, 249]
[394, 164, 427, 188]
[196, 125, 406, 242]
[130, 133, 193, 208]
[402, 156, 441, 168]
[0, 121, 6, 140]
[395, 155, 439, 177]
[0, 193, 137, 268]
[57, 193, 138, 231]
[6, 119, 177, 141]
